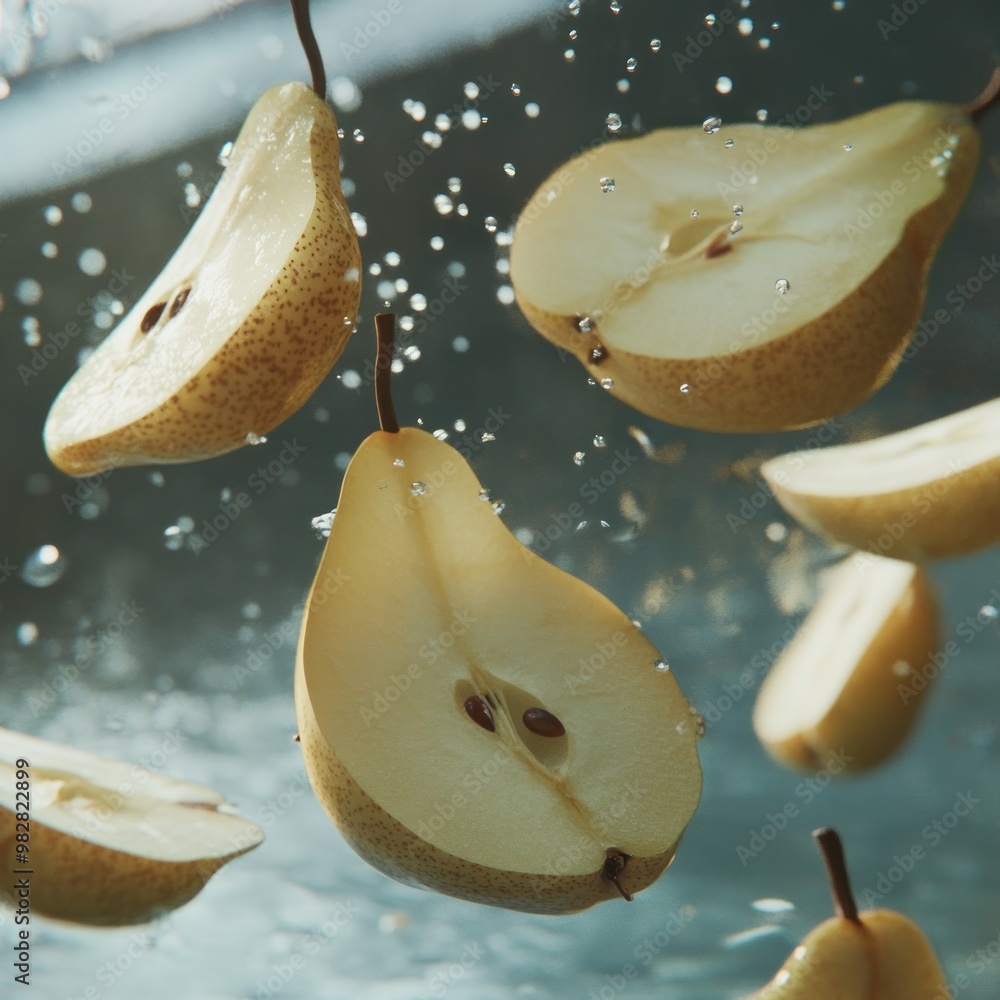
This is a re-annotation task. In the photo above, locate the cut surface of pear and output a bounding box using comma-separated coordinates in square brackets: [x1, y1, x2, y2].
[761, 397, 1000, 561]
[753, 554, 939, 772]
[510, 101, 978, 432]
[44, 81, 361, 476]
[296, 427, 702, 913]
[0, 728, 263, 926]
[751, 829, 948, 999]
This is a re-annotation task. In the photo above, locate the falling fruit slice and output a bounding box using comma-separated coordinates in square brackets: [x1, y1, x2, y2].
[760, 398, 1000, 562]
[750, 828, 948, 998]
[44, 76, 361, 476]
[753, 553, 940, 772]
[0, 728, 263, 926]
[510, 96, 984, 431]
[295, 316, 702, 914]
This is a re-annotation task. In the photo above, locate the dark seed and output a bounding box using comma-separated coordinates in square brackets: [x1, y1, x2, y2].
[464, 695, 495, 732]
[169, 285, 191, 318]
[522, 707, 565, 738]
[140, 302, 166, 333]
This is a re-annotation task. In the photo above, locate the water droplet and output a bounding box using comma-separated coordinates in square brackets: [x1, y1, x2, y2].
[484, 216, 498, 233]
[729, 220, 743, 235]
[605, 112, 623, 133]
[892, 660, 913, 677]
[600, 377, 615, 390]
[478, 488, 491, 502]
[78, 247, 107, 276]
[17, 622, 39, 646]
[568, 0, 581, 14]
[702, 116, 722, 134]
[765, 522, 788, 542]
[523, 707, 566, 738]
[680, 383, 690, 393]
[432, 429, 449, 441]
[753, 898, 795, 914]
[576, 315, 594, 333]
[690, 209, 700, 218]
[410, 482, 427, 496]
[41, 241, 58, 259]
[524, 102, 541, 118]
[626, 57, 637, 72]
[71, 192, 93, 213]
[738, 16, 753, 34]
[491, 500, 506, 515]
[690, 707, 706, 737]
[599, 176, 616, 193]
[715, 76, 733, 95]
[44, 205, 63, 225]
[733, 203, 744, 216]
[705, 13, 717, 25]
[20, 544, 67, 587]
[563, 48, 576, 62]
[434, 193, 454, 215]
[758, 37, 771, 48]
[843, 143, 853, 151]
[15, 279, 42, 305]
[245, 432, 267, 445]
[653, 658, 670, 672]
[650, 38, 662, 51]
[510, 82, 522, 96]
[593, 435, 607, 448]
[430, 235, 444, 251]
[724, 138, 734, 148]
[573, 451, 586, 466]
[610, 0, 621, 11]
[979, 605, 999, 621]
[770, 19, 781, 28]
[756, 108, 769, 122]
[775, 277, 790, 295]
[503, 162, 516, 177]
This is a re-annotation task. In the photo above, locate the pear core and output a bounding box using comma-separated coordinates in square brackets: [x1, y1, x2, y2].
[297, 428, 701, 894]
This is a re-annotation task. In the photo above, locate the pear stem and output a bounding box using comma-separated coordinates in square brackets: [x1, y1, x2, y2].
[813, 827, 860, 924]
[963, 66, 1000, 121]
[374, 313, 400, 434]
[290, 0, 327, 100]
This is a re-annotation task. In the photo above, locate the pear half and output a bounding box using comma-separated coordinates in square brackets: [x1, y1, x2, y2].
[510, 101, 978, 432]
[295, 428, 702, 914]
[0, 728, 263, 926]
[751, 828, 948, 999]
[761, 398, 1000, 562]
[44, 81, 361, 476]
[753, 554, 939, 773]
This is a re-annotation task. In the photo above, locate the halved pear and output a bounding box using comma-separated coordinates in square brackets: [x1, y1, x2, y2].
[761, 398, 1000, 562]
[0, 728, 263, 926]
[753, 554, 940, 772]
[510, 101, 979, 432]
[295, 428, 702, 914]
[751, 828, 948, 998]
[44, 81, 361, 476]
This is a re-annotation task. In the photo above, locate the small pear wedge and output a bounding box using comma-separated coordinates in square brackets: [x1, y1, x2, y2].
[510, 89, 991, 432]
[761, 397, 1000, 562]
[44, 76, 360, 476]
[0, 728, 263, 926]
[750, 828, 948, 999]
[295, 316, 702, 914]
[753, 554, 940, 773]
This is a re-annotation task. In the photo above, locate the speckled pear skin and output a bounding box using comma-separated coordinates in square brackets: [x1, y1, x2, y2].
[513, 109, 979, 433]
[0, 817, 256, 926]
[294, 661, 681, 914]
[44, 83, 361, 477]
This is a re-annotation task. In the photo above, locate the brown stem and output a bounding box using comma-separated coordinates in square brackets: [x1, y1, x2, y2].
[813, 827, 860, 924]
[290, 0, 327, 99]
[374, 313, 400, 434]
[963, 66, 1000, 121]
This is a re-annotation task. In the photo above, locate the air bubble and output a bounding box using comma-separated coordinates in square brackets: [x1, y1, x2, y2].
[729, 220, 743, 235]
[625, 57, 637, 72]
[738, 17, 753, 34]
[524, 102, 540, 118]
[733, 203, 744, 216]
[78, 248, 107, 276]
[716, 76, 733, 95]
[599, 176, 616, 193]
[484, 216, 498, 233]
[775, 278, 790, 295]
[600, 377, 615, 390]
[44, 205, 63, 225]
[410, 482, 427, 496]
[593, 435, 607, 448]
[245, 432, 268, 445]
[340, 370, 362, 389]
[650, 38, 662, 51]
[17, 623, 39, 646]
[702, 116, 722, 134]
[653, 658, 670, 672]
[843, 143, 853, 151]
[680, 383, 690, 393]
[20, 545, 68, 588]
[605, 112, 623, 133]
[491, 500, 506, 515]
[71, 192, 93, 213]
[311, 510, 337, 539]
[503, 162, 516, 177]
[758, 37, 771, 48]
[573, 451, 586, 466]
[576, 315, 594, 333]
[434, 194, 454, 215]
[430, 236, 444, 250]
[705, 13, 717, 25]
[510, 83, 522, 96]
[563, 49, 576, 62]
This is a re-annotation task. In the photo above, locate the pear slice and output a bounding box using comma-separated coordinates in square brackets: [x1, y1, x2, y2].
[510, 100, 979, 432]
[44, 80, 361, 476]
[0, 728, 263, 926]
[751, 828, 948, 999]
[761, 398, 1000, 562]
[753, 554, 939, 773]
[295, 317, 702, 914]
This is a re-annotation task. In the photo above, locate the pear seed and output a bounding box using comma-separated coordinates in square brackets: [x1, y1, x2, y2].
[169, 285, 191, 318]
[523, 707, 566, 738]
[140, 302, 166, 333]
[464, 695, 495, 732]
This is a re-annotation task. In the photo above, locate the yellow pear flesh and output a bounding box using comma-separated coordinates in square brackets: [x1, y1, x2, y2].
[753, 554, 939, 772]
[44, 81, 361, 476]
[295, 427, 702, 914]
[0, 728, 263, 926]
[761, 397, 1000, 561]
[510, 101, 978, 432]
[752, 910, 947, 998]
